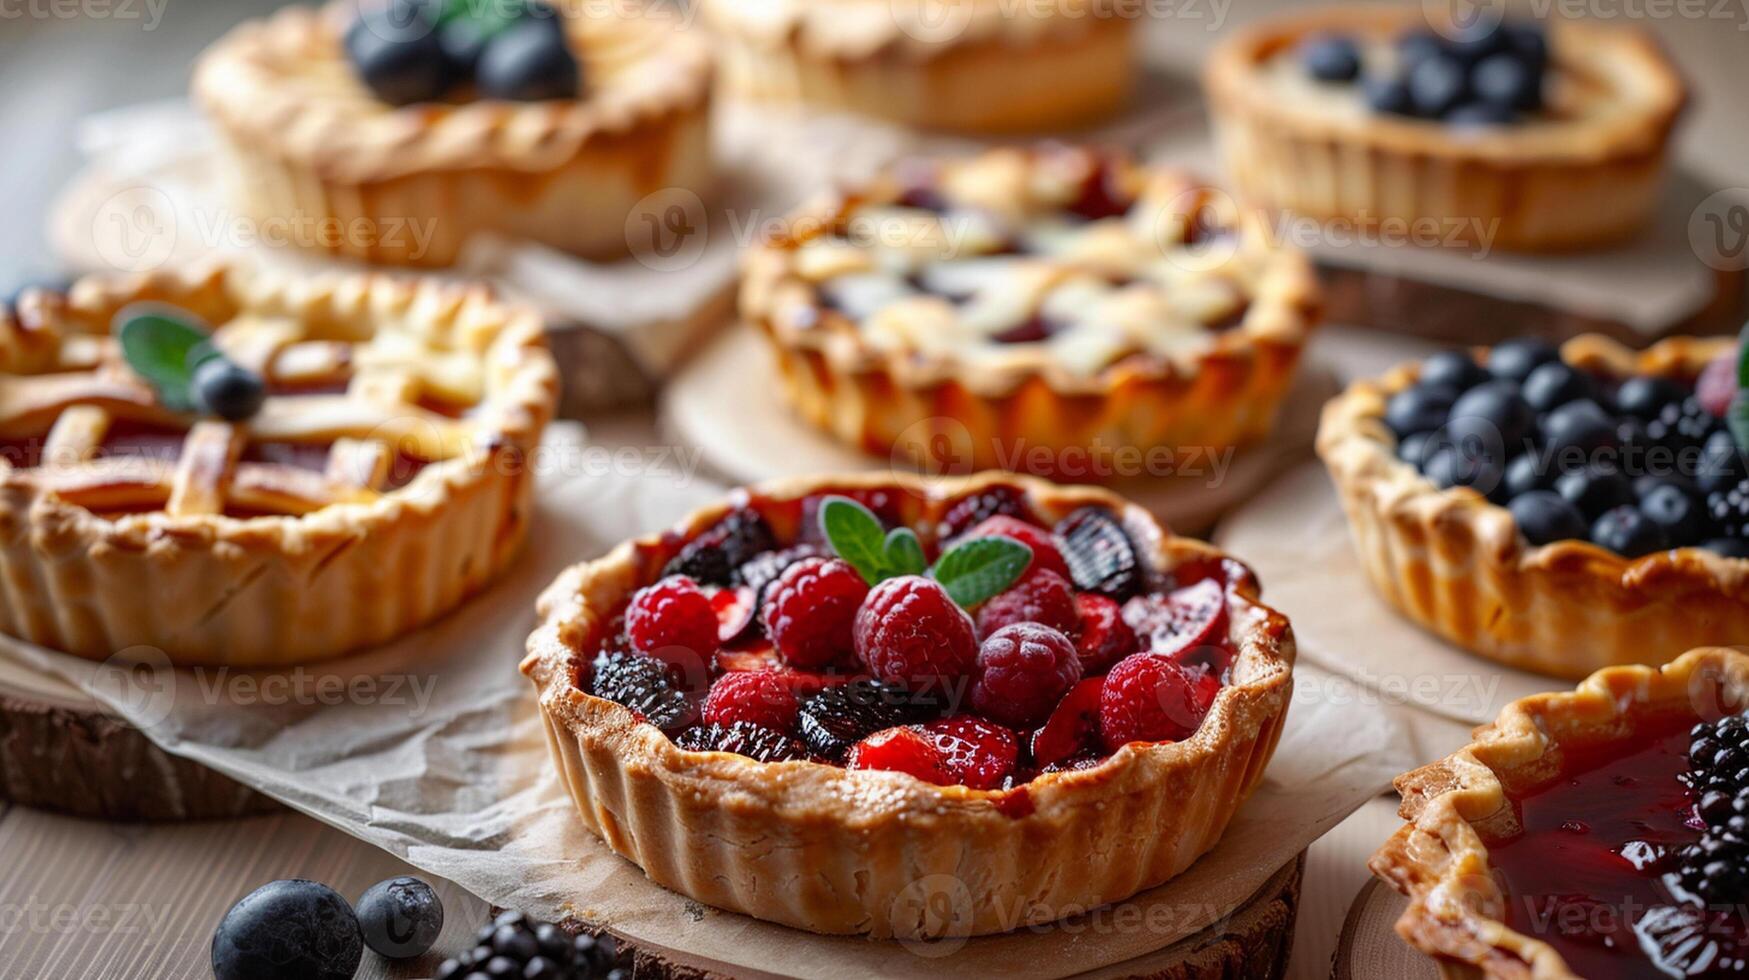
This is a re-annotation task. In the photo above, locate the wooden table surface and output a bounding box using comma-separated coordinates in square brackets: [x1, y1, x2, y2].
[3, 2, 1748, 978]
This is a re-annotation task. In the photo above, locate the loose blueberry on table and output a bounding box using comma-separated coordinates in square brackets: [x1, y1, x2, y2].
[1486, 713, 1749, 978]
[346, 0, 580, 107]
[1301, 19, 1548, 126]
[583, 487, 1240, 789]
[1387, 336, 1749, 559]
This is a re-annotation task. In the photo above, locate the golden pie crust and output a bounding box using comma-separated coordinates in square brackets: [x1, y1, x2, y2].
[1205, 6, 1687, 252]
[696, 0, 1135, 132]
[0, 263, 557, 666]
[521, 471, 1296, 938]
[1317, 334, 1746, 679]
[741, 146, 1321, 477]
[1370, 647, 1749, 979]
[193, 1, 714, 268]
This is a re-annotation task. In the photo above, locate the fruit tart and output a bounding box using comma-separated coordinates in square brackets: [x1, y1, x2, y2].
[0, 263, 557, 666]
[194, 0, 713, 267]
[522, 472, 1295, 938]
[1318, 334, 1749, 678]
[741, 145, 1321, 478]
[1371, 647, 1749, 979]
[696, 0, 1135, 133]
[1205, 6, 1686, 251]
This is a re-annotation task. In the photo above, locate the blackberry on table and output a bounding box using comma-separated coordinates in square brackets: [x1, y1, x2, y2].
[675, 721, 813, 763]
[435, 910, 625, 980]
[1055, 507, 1143, 600]
[662, 508, 776, 585]
[590, 652, 695, 731]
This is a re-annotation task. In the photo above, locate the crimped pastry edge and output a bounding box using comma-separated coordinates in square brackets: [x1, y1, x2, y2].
[1369, 647, 1749, 979]
[521, 471, 1297, 938]
[1317, 333, 1748, 678]
[0, 261, 559, 666]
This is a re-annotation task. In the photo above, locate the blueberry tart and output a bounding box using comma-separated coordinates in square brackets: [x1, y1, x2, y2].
[0, 264, 556, 665]
[741, 145, 1321, 476]
[1318, 333, 1747, 678]
[522, 472, 1295, 937]
[194, 1, 714, 267]
[1206, 6, 1686, 251]
[696, 0, 1134, 133]
[1371, 647, 1749, 979]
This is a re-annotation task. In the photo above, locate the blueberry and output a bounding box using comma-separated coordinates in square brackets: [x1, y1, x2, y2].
[1640, 483, 1709, 547]
[1363, 75, 1415, 116]
[1521, 361, 1594, 413]
[438, 18, 493, 76]
[1446, 19, 1510, 63]
[1705, 538, 1749, 559]
[1591, 505, 1670, 558]
[1614, 375, 1686, 420]
[1699, 429, 1749, 494]
[1635, 472, 1699, 504]
[1419, 350, 1488, 391]
[211, 880, 362, 980]
[1396, 30, 1445, 71]
[1301, 34, 1361, 82]
[1407, 54, 1470, 118]
[1385, 382, 1459, 436]
[1504, 451, 1549, 499]
[1617, 417, 1656, 475]
[1473, 51, 1542, 111]
[345, 8, 451, 107]
[192, 357, 266, 422]
[1540, 399, 1618, 463]
[1423, 444, 1507, 501]
[356, 876, 444, 959]
[1556, 467, 1634, 520]
[1444, 101, 1517, 127]
[1448, 379, 1535, 450]
[1487, 338, 1561, 383]
[1506, 23, 1549, 75]
[1398, 430, 1435, 468]
[476, 18, 580, 101]
[1510, 491, 1587, 546]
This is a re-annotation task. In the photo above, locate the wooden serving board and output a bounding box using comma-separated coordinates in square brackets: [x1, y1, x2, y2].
[506, 854, 1304, 980]
[0, 658, 276, 821]
[1331, 879, 1444, 980]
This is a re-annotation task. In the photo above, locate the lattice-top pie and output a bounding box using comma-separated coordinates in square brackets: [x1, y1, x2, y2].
[743, 145, 1320, 477]
[0, 265, 556, 666]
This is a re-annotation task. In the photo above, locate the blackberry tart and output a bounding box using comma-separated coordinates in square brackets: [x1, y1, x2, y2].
[1206, 6, 1686, 251]
[193, 0, 714, 267]
[1318, 333, 1747, 678]
[741, 145, 1320, 477]
[522, 472, 1295, 938]
[1371, 647, 1749, 979]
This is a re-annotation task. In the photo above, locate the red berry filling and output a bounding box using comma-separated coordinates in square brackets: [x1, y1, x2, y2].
[971, 623, 1082, 729]
[1099, 653, 1204, 751]
[625, 576, 718, 672]
[762, 557, 868, 669]
[975, 568, 1080, 639]
[702, 671, 799, 732]
[854, 575, 979, 689]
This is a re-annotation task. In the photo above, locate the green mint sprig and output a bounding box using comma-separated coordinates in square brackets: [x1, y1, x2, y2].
[115, 308, 223, 413]
[1729, 322, 1749, 456]
[817, 496, 1031, 607]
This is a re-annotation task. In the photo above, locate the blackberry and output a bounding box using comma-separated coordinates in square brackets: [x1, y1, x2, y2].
[590, 652, 695, 731]
[737, 544, 827, 605]
[1646, 396, 1716, 456]
[675, 721, 813, 763]
[797, 680, 938, 761]
[938, 486, 1031, 541]
[1687, 715, 1749, 796]
[1055, 507, 1143, 600]
[1708, 477, 1749, 540]
[435, 910, 624, 980]
[1675, 716, 1749, 905]
[661, 508, 775, 586]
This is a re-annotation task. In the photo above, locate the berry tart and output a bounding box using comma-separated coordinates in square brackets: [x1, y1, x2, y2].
[1205, 6, 1686, 251]
[193, 0, 713, 267]
[741, 145, 1320, 477]
[0, 263, 557, 666]
[1318, 334, 1749, 678]
[522, 473, 1295, 938]
[1371, 647, 1749, 979]
[695, 0, 1134, 133]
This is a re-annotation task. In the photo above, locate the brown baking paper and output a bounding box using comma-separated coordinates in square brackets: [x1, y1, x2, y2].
[0, 425, 1415, 978]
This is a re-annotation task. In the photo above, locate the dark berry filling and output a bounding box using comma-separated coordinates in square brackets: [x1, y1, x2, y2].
[1302, 21, 1551, 127]
[344, 0, 580, 107]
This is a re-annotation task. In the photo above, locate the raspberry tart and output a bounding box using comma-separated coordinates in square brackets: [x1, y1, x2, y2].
[1206, 7, 1686, 251]
[194, 0, 713, 267]
[1371, 647, 1749, 979]
[741, 145, 1320, 477]
[522, 473, 1295, 937]
[0, 264, 556, 666]
[1318, 334, 1749, 678]
[696, 0, 1134, 133]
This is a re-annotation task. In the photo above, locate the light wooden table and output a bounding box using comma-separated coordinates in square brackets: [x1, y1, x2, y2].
[3, 2, 1748, 978]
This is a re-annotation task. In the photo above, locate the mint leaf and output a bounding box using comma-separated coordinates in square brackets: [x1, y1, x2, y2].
[931, 537, 1032, 608]
[116, 308, 208, 412]
[1731, 392, 1749, 460]
[1737, 321, 1749, 391]
[882, 528, 927, 578]
[820, 496, 890, 585]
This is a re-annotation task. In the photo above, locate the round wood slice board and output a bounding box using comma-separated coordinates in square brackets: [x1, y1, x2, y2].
[1331, 879, 1445, 980]
[499, 853, 1304, 980]
[660, 325, 1343, 535]
[0, 658, 277, 821]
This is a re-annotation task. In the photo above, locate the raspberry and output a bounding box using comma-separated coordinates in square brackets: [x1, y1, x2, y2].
[964, 515, 1071, 580]
[853, 576, 978, 690]
[970, 623, 1083, 728]
[938, 486, 1031, 541]
[702, 671, 799, 732]
[675, 721, 811, 763]
[1698, 350, 1739, 419]
[625, 576, 719, 672]
[1073, 593, 1137, 672]
[1099, 653, 1205, 751]
[847, 726, 953, 785]
[761, 557, 868, 669]
[846, 717, 1018, 789]
[974, 568, 1080, 639]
